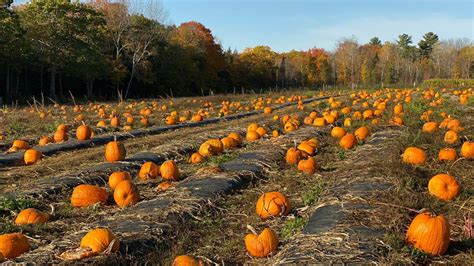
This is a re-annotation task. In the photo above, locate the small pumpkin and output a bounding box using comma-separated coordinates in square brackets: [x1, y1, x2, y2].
[71, 184, 108, 207]
[272, 130, 280, 138]
[165, 116, 176, 125]
[228, 132, 242, 146]
[12, 140, 30, 150]
[24, 149, 42, 165]
[54, 129, 68, 143]
[105, 139, 126, 162]
[297, 157, 317, 174]
[438, 148, 457, 162]
[189, 152, 204, 164]
[402, 147, 426, 165]
[246, 130, 261, 141]
[80, 228, 119, 254]
[108, 171, 132, 190]
[38, 136, 53, 146]
[114, 180, 140, 208]
[76, 124, 92, 141]
[221, 137, 237, 149]
[256, 192, 291, 219]
[422, 122, 437, 133]
[15, 208, 49, 225]
[198, 142, 214, 157]
[331, 127, 346, 139]
[160, 160, 180, 181]
[110, 117, 120, 127]
[245, 226, 279, 258]
[139, 162, 159, 180]
[172, 255, 203, 266]
[0, 233, 30, 259]
[297, 142, 315, 157]
[205, 139, 224, 154]
[444, 130, 458, 144]
[157, 181, 174, 191]
[406, 212, 450, 256]
[461, 141, 474, 159]
[339, 133, 357, 149]
[428, 174, 460, 201]
[285, 148, 301, 165]
[354, 126, 370, 141]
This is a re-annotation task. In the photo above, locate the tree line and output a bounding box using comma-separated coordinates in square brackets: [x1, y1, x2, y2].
[0, 0, 473, 103]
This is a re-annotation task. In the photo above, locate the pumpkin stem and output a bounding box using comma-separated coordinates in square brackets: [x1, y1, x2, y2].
[113, 135, 117, 142]
[246, 224, 258, 235]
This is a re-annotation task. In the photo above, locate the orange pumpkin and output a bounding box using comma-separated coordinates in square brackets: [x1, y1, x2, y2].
[228, 132, 242, 146]
[285, 148, 301, 165]
[406, 212, 450, 256]
[221, 137, 237, 149]
[76, 124, 92, 141]
[0, 233, 30, 259]
[14, 208, 49, 225]
[110, 117, 120, 127]
[245, 226, 279, 258]
[354, 126, 370, 141]
[54, 129, 68, 143]
[330, 127, 346, 139]
[428, 174, 460, 201]
[108, 171, 132, 190]
[422, 122, 438, 133]
[157, 181, 175, 191]
[70, 184, 108, 207]
[198, 143, 214, 157]
[246, 130, 261, 141]
[172, 255, 203, 266]
[461, 141, 474, 158]
[297, 142, 315, 157]
[256, 192, 291, 219]
[114, 180, 140, 207]
[139, 162, 159, 180]
[402, 147, 426, 165]
[444, 130, 458, 144]
[438, 148, 457, 162]
[189, 152, 204, 164]
[160, 160, 180, 181]
[339, 133, 357, 149]
[297, 157, 317, 174]
[38, 136, 53, 146]
[24, 149, 42, 165]
[205, 139, 224, 154]
[105, 140, 126, 162]
[80, 228, 119, 254]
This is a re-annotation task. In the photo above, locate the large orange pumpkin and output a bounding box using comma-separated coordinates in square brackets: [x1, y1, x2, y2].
[354, 126, 370, 141]
[139, 162, 159, 180]
[444, 130, 458, 144]
[76, 124, 92, 141]
[114, 180, 140, 208]
[80, 228, 119, 254]
[15, 208, 49, 225]
[461, 141, 474, 159]
[285, 148, 301, 165]
[438, 148, 457, 162]
[406, 212, 450, 256]
[24, 149, 42, 165]
[105, 140, 126, 162]
[256, 192, 291, 219]
[245, 226, 279, 258]
[330, 127, 346, 139]
[108, 171, 132, 190]
[339, 133, 357, 149]
[160, 160, 180, 181]
[297, 157, 317, 174]
[0, 233, 30, 259]
[402, 147, 426, 165]
[428, 174, 460, 201]
[71, 184, 108, 207]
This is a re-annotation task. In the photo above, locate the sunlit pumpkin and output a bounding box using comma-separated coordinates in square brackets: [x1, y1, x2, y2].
[109, 171, 132, 190]
[256, 192, 291, 219]
[438, 148, 457, 162]
[297, 156, 317, 174]
[228, 132, 242, 146]
[71, 184, 108, 207]
[402, 147, 426, 165]
[246, 130, 261, 141]
[114, 180, 140, 208]
[205, 139, 224, 154]
[54, 129, 68, 143]
[245, 226, 279, 258]
[339, 133, 357, 149]
[38, 136, 53, 146]
[422, 122, 437, 133]
[139, 162, 159, 180]
[285, 148, 301, 165]
[461, 141, 474, 158]
[330, 127, 346, 139]
[406, 212, 450, 256]
[76, 124, 92, 141]
[444, 130, 458, 144]
[0, 233, 30, 259]
[80, 228, 119, 254]
[160, 160, 180, 181]
[15, 208, 49, 225]
[105, 140, 126, 162]
[172, 255, 203, 266]
[428, 174, 460, 201]
[354, 126, 370, 141]
[24, 149, 42, 165]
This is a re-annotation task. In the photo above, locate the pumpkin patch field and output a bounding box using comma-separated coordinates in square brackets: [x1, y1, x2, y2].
[0, 88, 472, 264]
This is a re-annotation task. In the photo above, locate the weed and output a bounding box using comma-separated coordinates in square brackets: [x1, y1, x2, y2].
[281, 217, 308, 239]
[0, 196, 36, 212]
[303, 181, 326, 206]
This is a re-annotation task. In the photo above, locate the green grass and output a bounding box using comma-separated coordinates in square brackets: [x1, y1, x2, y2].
[5, 121, 28, 139]
[0, 196, 36, 212]
[281, 217, 308, 239]
[303, 181, 326, 206]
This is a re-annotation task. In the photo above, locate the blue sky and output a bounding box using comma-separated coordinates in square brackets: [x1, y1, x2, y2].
[14, 0, 473, 52]
[161, 0, 473, 52]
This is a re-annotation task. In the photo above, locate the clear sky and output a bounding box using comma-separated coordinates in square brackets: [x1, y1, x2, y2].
[13, 0, 474, 52]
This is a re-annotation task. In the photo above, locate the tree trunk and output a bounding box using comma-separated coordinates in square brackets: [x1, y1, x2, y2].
[125, 64, 135, 99]
[15, 70, 20, 99]
[86, 80, 94, 98]
[59, 72, 64, 99]
[5, 65, 10, 101]
[40, 65, 43, 92]
[50, 67, 56, 99]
